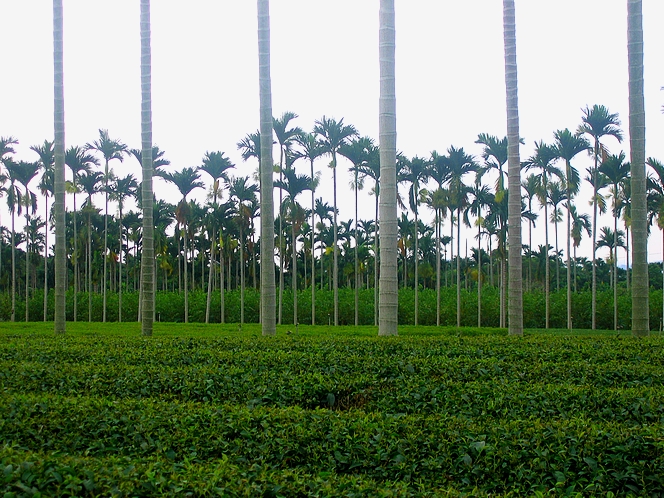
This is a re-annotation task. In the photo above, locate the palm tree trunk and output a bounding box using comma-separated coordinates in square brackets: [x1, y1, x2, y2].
[205, 225, 215, 324]
[378, 0, 398, 336]
[25, 211, 30, 322]
[11, 205, 16, 322]
[332, 153, 339, 326]
[504, 0, 523, 335]
[614, 210, 618, 330]
[183, 226, 188, 323]
[311, 162, 316, 326]
[591, 140, 599, 330]
[628, 0, 648, 336]
[103, 159, 109, 323]
[477, 219, 482, 327]
[354, 171, 359, 327]
[240, 223, 245, 325]
[43, 195, 49, 321]
[278, 161, 284, 326]
[374, 193, 379, 326]
[53, 0, 66, 333]
[88, 213, 92, 322]
[73, 196, 78, 321]
[456, 207, 462, 328]
[566, 203, 572, 330]
[118, 207, 123, 322]
[257, 0, 276, 335]
[291, 219, 297, 325]
[414, 206, 419, 326]
[436, 209, 441, 326]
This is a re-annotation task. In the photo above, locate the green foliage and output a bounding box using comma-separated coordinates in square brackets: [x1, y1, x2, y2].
[1, 329, 664, 495]
[2, 286, 663, 330]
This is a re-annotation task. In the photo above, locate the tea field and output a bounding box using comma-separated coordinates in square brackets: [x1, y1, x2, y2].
[1, 323, 663, 496]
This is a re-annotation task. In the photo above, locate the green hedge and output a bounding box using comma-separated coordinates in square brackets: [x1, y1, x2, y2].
[2, 286, 663, 329]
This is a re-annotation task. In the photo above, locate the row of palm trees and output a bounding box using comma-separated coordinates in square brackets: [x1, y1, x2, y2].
[37, 0, 651, 335]
[1, 102, 660, 330]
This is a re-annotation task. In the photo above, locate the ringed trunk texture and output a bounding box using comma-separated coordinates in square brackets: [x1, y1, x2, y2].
[503, 0, 523, 336]
[140, 0, 155, 336]
[53, 0, 66, 334]
[627, 0, 648, 337]
[257, 0, 276, 335]
[378, 0, 398, 336]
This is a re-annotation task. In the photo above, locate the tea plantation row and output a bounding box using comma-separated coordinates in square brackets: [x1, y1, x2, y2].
[2, 328, 664, 496]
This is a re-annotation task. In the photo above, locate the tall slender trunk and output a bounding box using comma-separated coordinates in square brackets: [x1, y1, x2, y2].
[11, 204, 16, 322]
[257, 0, 276, 335]
[504, 0, 523, 335]
[591, 140, 599, 329]
[103, 159, 109, 322]
[354, 171, 359, 326]
[436, 209, 440, 326]
[477, 216, 482, 327]
[332, 153, 339, 326]
[25, 211, 30, 322]
[88, 213, 92, 321]
[291, 218, 297, 325]
[613, 208, 618, 330]
[278, 153, 284, 325]
[43, 195, 48, 321]
[311, 161, 316, 325]
[456, 207, 461, 328]
[73, 194, 77, 321]
[374, 195, 379, 325]
[240, 222, 245, 325]
[414, 202, 419, 326]
[378, 0, 398, 336]
[53, 0, 66, 333]
[628, 0, 648, 336]
[118, 206, 123, 322]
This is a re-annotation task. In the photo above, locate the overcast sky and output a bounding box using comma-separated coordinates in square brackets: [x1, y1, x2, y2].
[2, 1, 663, 265]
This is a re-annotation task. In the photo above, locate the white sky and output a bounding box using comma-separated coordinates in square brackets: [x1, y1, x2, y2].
[2, 1, 663, 266]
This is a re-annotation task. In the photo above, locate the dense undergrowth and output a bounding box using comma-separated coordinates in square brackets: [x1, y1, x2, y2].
[1, 326, 663, 495]
[5, 286, 664, 330]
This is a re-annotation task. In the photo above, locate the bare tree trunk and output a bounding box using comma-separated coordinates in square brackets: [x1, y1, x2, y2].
[378, 0, 398, 336]
[258, 0, 276, 335]
[504, 0, 523, 335]
[54, 0, 66, 333]
[628, 0, 648, 337]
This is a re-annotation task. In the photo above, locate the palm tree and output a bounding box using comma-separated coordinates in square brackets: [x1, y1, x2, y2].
[358, 146, 381, 325]
[229, 176, 259, 325]
[600, 152, 630, 331]
[199, 151, 234, 323]
[340, 136, 374, 326]
[53, 0, 66, 333]
[130, 145, 170, 178]
[4, 161, 41, 322]
[429, 151, 451, 325]
[597, 226, 626, 330]
[570, 205, 591, 293]
[86, 129, 127, 322]
[111, 174, 138, 322]
[274, 167, 312, 325]
[31, 140, 55, 321]
[313, 116, 358, 326]
[273, 112, 302, 325]
[521, 174, 539, 291]
[554, 128, 590, 330]
[65, 146, 98, 322]
[547, 181, 566, 293]
[164, 167, 203, 323]
[627, 0, 648, 336]
[444, 146, 479, 328]
[647, 157, 664, 326]
[578, 104, 623, 330]
[475, 133, 508, 192]
[257, 0, 276, 335]
[466, 183, 492, 327]
[79, 171, 103, 321]
[400, 155, 430, 325]
[294, 132, 324, 325]
[524, 141, 562, 328]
